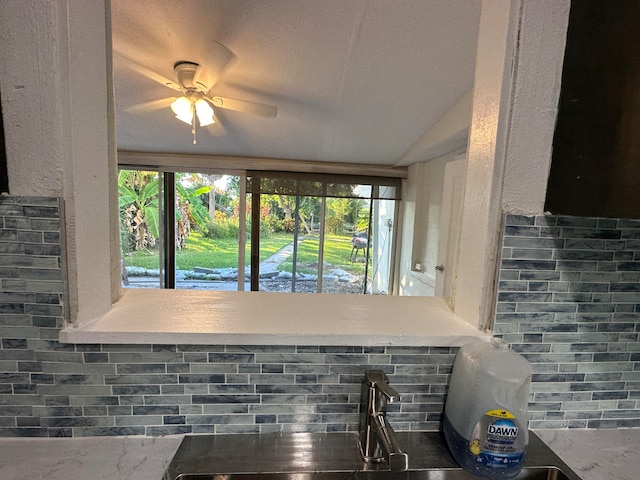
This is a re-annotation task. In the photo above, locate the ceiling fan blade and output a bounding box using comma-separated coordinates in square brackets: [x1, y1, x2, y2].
[124, 97, 174, 114]
[208, 96, 278, 118]
[115, 54, 181, 90]
[202, 119, 227, 138]
[192, 41, 235, 93]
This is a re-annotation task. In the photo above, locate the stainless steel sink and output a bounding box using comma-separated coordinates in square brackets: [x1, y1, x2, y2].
[175, 467, 572, 480]
[163, 432, 583, 480]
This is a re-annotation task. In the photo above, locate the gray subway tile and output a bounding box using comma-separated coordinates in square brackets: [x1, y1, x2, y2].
[501, 260, 556, 271]
[104, 374, 178, 385]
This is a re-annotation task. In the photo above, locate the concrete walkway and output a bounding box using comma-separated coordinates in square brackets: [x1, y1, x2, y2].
[259, 237, 305, 275]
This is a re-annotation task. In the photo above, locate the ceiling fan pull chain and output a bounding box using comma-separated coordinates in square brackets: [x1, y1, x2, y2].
[192, 110, 197, 144]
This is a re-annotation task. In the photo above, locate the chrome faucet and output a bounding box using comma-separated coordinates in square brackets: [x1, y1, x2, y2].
[359, 370, 409, 471]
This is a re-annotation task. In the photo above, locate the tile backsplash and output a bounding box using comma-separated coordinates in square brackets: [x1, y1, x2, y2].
[496, 215, 640, 429]
[0, 196, 452, 437]
[0, 197, 638, 437]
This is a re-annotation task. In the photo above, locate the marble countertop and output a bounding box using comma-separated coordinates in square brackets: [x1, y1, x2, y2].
[536, 428, 640, 480]
[0, 435, 182, 480]
[0, 429, 638, 480]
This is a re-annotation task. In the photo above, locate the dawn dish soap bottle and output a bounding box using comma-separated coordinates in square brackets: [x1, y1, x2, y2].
[443, 337, 532, 479]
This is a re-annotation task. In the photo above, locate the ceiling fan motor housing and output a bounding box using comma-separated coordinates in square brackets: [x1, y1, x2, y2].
[173, 61, 202, 90]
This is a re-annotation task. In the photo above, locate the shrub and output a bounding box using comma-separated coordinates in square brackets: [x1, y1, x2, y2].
[203, 211, 239, 240]
[264, 214, 280, 234]
[281, 217, 296, 233]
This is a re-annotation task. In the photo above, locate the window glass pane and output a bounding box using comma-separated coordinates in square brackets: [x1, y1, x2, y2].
[120, 168, 397, 295]
[248, 172, 400, 199]
[255, 194, 303, 292]
[259, 225, 296, 292]
[257, 176, 323, 197]
[260, 195, 322, 293]
[325, 183, 396, 200]
[378, 185, 397, 200]
[175, 173, 244, 290]
[292, 195, 321, 293]
[292, 232, 320, 292]
[118, 169, 162, 288]
[242, 191, 250, 289]
[321, 197, 369, 294]
[326, 182, 368, 199]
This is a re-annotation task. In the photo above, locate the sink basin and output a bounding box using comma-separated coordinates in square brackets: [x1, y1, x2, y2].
[175, 467, 572, 480]
[163, 432, 583, 480]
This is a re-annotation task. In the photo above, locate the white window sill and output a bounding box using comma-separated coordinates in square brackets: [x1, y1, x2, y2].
[409, 270, 436, 287]
[59, 289, 490, 346]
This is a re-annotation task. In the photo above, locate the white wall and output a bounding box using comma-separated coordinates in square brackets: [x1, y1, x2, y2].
[0, 0, 67, 196]
[501, 1, 571, 214]
[370, 198, 395, 295]
[452, 0, 569, 328]
[397, 151, 459, 296]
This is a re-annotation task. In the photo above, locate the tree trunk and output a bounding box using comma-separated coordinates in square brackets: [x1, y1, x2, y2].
[280, 196, 293, 219]
[204, 174, 221, 221]
[297, 212, 312, 234]
[209, 189, 216, 220]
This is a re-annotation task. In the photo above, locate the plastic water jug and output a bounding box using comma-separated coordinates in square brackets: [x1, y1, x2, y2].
[443, 338, 532, 479]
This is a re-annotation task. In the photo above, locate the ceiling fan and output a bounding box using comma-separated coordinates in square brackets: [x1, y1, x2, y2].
[167, 60, 278, 144]
[120, 44, 278, 144]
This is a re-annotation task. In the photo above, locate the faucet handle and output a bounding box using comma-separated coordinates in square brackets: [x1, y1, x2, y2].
[364, 370, 388, 386]
[364, 370, 400, 402]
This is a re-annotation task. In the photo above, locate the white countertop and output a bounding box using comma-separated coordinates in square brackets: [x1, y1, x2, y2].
[0, 429, 638, 480]
[0, 435, 182, 480]
[536, 429, 640, 480]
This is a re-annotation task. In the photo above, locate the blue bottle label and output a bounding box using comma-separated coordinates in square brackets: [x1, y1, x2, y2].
[469, 410, 525, 470]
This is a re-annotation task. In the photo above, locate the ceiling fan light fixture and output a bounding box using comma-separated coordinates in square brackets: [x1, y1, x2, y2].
[195, 98, 215, 126]
[171, 96, 193, 124]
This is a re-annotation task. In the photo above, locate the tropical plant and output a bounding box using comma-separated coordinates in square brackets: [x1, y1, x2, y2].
[325, 197, 350, 234]
[119, 170, 214, 252]
[118, 170, 160, 253]
[352, 198, 371, 233]
[175, 174, 211, 249]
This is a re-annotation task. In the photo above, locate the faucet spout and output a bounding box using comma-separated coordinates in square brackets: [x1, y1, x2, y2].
[359, 370, 409, 471]
[375, 379, 400, 403]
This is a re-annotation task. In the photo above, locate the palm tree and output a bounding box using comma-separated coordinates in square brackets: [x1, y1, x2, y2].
[202, 174, 223, 220]
[118, 170, 160, 252]
[118, 170, 212, 252]
[175, 174, 211, 249]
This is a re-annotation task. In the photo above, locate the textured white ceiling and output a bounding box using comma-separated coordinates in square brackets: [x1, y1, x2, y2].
[111, 0, 480, 166]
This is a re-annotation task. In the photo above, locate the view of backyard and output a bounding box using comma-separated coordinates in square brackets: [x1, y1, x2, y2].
[122, 231, 369, 292]
[118, 169, 384, 293]
[123, 232, 289, 271]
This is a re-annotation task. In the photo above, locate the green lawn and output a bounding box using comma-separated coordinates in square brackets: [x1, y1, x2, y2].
[278, 234, 368, 274]
[123, 231, 293, 270]
[123, 231, 367, 275]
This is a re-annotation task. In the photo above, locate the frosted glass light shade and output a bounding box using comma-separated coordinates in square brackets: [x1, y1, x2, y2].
[195, 99, 215, 126]
[171, 97, 193, 124]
